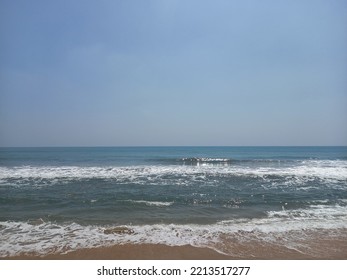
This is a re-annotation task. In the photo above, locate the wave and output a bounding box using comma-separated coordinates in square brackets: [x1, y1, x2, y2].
[0, 160, 346, 186]
[1, 203, 346, 257]
[125, 200, 174, 207]
[180, 157, 232, 165]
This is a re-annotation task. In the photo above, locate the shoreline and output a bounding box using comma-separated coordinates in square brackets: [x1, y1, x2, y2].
[2, 241, 347, 260]
[2, 228, 347, 260]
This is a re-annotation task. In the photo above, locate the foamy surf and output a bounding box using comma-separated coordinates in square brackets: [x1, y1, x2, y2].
[1, 203, 346, 258]
[0, 159, 346, 185]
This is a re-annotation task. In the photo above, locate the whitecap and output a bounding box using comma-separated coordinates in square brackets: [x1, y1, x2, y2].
[126, 200, 174, 207]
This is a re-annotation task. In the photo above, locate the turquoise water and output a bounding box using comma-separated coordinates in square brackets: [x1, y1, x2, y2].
[0, 146, 346, 257]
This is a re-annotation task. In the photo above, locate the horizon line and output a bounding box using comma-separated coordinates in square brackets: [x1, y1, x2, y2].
[1, 145, 346, 149]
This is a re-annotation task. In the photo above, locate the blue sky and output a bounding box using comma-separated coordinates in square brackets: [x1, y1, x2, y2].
[1, 0, 346, 146]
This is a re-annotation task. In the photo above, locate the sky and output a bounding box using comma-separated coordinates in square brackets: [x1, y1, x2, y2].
[0, 0, 346, 146]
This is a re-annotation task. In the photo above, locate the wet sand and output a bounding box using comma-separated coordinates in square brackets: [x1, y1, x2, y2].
[3, 240, 347, 260]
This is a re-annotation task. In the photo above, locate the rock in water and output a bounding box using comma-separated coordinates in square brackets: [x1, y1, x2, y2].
[104, 226, 134, 235]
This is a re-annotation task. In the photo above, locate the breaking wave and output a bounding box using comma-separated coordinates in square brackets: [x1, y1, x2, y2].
[1, 202, 346, 257]
[0, 159, 346, 186]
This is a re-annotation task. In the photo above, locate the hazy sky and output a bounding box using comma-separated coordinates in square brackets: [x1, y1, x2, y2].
[1, 0, 346, 146]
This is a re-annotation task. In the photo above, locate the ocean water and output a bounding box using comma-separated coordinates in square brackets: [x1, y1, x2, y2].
[0, 146, 346, 257]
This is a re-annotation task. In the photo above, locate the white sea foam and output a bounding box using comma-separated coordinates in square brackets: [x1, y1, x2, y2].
[251, 160, 347, 181]
[182, 157, 231, 161]
[126, 200, 174, 207]
[1, 203, 346, 257]
[181, 158, 232, 165]
[0, 160, 346, 186]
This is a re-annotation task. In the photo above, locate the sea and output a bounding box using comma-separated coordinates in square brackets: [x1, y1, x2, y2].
[0, 146, 346, 258]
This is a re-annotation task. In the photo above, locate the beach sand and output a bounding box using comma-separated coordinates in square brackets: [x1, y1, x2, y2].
[3, 239, 347, 260]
